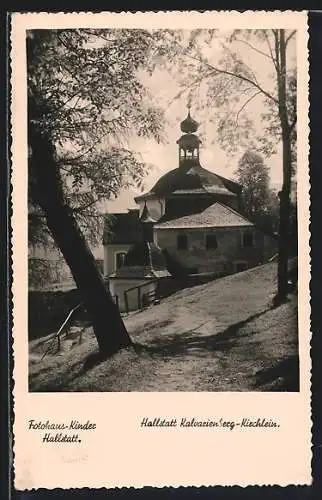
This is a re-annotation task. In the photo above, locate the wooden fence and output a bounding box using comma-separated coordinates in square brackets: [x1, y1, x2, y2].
[123, 280, 158, 314]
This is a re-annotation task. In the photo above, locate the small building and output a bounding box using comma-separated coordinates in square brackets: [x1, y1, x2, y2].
[103, 209, 143, 277]
[108, 241, 171, 312]
[103, 110, 276, 309]
[154, 201, 274, 276]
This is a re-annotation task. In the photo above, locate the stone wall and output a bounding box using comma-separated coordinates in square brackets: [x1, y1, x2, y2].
[154, 227, 276, 275]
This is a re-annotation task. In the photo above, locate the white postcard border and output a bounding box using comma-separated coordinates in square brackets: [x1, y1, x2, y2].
[11, 11, 311, 489]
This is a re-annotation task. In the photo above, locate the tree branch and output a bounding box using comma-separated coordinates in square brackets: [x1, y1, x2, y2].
[73, 194, 106, 213]
[273, 30, 281, 74]
[160, 32, 278, 105]
[181, 49, 278, 105]
[207, 64, 277, 105]
[57, 140, 101, 166]
[285, 30, 296, 46]
[235, 90, 262, 127]
[81, 29, 116, 44]
[264, 31, 278, 72]
[233, 37, 271, 59]
[167, 69, 219, 106]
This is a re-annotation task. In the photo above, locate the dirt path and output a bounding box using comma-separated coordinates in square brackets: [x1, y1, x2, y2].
[29, 263, 299, 392]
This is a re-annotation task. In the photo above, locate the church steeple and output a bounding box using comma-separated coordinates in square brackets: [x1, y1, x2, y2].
[180, 109, 199, 133]
[140, 201, 155, 242]
[140, 201, 156, 223]
[176, 108, 201, 167]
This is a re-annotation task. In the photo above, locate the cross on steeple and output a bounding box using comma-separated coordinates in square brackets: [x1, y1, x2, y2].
[187, 93, 192, 111]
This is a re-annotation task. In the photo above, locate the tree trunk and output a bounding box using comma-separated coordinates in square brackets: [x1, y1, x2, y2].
[29, 124, 132, 357]
[45, 204, 132, 356]
[276, 29, 292, 303]
[277, 131, 292, 301]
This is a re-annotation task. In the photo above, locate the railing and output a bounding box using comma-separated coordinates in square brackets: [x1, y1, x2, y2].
[41, 302, 84, 359]
[123, 279, 158, 314]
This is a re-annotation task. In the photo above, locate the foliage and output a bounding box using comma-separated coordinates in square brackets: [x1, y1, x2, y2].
[150, 28, 297, 299]
[235, 150, 279, 233]
[28, 29, 165, 246]
[150, 29, 296, 160]
[28, 257, 70, 289]
[236, 150, 270, 216]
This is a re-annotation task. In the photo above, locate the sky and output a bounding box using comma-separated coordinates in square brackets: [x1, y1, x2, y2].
[104, 30, 296, 214]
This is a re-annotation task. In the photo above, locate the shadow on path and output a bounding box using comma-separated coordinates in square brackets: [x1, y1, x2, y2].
[29, 349, 107, 392]
[134, 308, 271, 358]
[252, 355, 299, 391]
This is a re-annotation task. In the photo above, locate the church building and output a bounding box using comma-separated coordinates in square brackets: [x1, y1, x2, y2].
[103, 111, 276, 311]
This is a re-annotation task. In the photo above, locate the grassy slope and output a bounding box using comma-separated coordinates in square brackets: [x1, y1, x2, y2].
[29, 262, 298, 392]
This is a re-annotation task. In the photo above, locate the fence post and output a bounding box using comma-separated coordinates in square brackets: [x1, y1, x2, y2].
[138, 286, 141, 310]
[124, 291, 129, 314]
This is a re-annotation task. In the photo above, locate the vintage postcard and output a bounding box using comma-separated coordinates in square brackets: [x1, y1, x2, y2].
[11, 11, 311, 489]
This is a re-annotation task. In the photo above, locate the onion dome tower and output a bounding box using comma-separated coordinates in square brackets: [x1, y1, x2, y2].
[176, 109, 201, 166]
[134, 109, 243, 216]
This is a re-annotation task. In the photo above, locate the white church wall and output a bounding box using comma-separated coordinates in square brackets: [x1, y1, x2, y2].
[109, 278, 156, 312]
[103, 244, 132, 276]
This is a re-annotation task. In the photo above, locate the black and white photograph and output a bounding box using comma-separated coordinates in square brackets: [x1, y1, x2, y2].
[27, 25, 300, 393]
[11, 11, 311, 489]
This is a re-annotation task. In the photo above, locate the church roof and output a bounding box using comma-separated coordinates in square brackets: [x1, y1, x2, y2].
[154, 202, 253, 230]
[176, 133, 201, 148]
[124, 241, 167, 269]
[180, 110, 199, 133]
[140, 202, 157, 223]
[109, 266, 170, 279]
[103, 210, 143, 245]
[109, 241, 171, 278]
[134, 163, 241, 202]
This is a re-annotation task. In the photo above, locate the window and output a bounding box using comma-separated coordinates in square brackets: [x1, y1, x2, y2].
[243, 232, 254, 247]
[115, 252, 127, 269]
[177, 234, 188, 250]
[205, 234, 218, 250]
